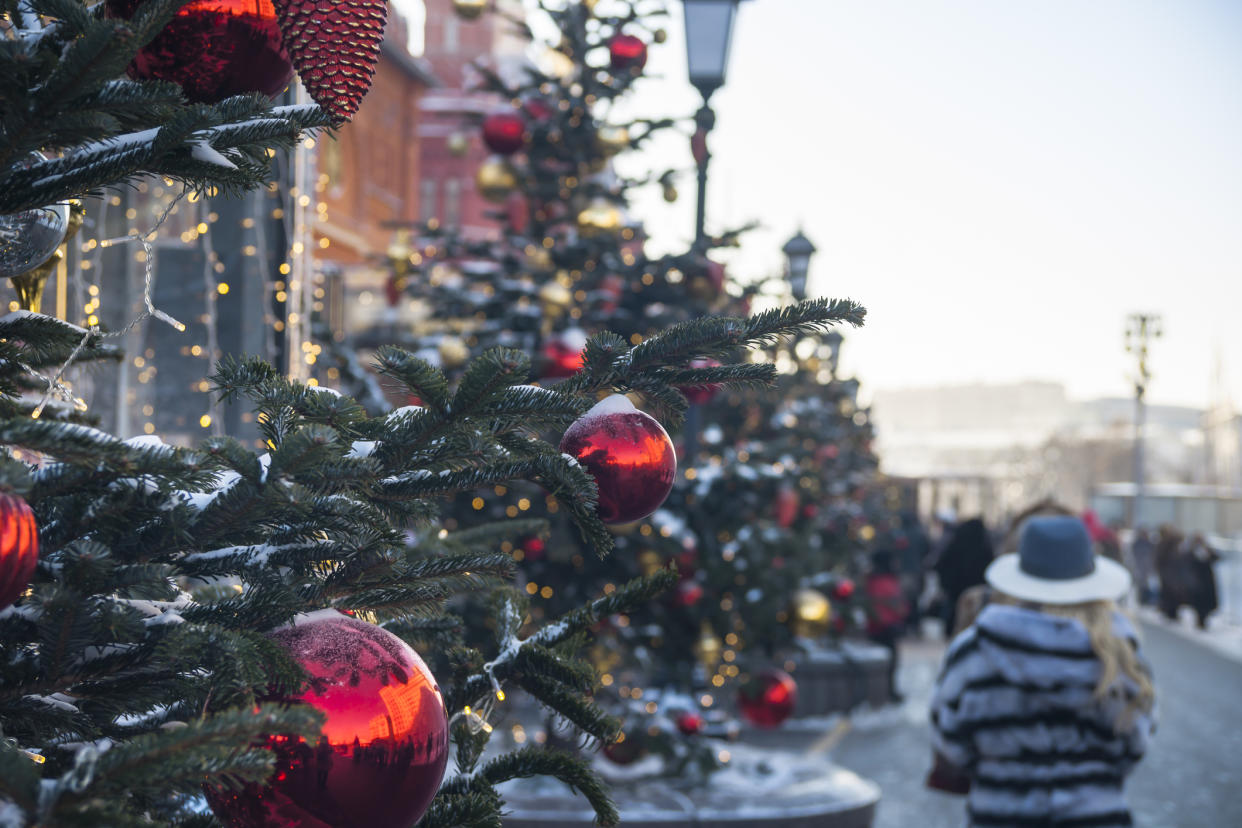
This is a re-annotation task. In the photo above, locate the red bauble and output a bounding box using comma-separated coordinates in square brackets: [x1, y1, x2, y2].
[602, 736, 646, 765]
[523, 97, 556, 122]
[834, 578, 856, 600]
[273, 0, 387, 122]
[559, 395, 676, 525]
[540, 331, 586, 379]
[775, 485, 799, 529]
[737, 668, 797, 729]
[205, 611, 448, 828]
[672, 580, 703, 608]
[482, 110, 527, 155]
[107, 0, 293, 103]
[608, 34, 648, 72]
[521, 536, 545, 562]
[675, 711, 704, 736]
[0, 493, 38, 611]
[680, 358, 722, 405]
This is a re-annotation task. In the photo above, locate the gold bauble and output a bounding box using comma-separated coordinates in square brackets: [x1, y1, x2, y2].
[438, 335, 470, 369]
[653, 29, 668, 44]
[694, 622, 723, 669]
[583, 0, 600, 12]
[595, 125, 630, 157]
[788, 588, 831, 639]
[576, 198, 623, 237]
[453, 0, 487, 21]
[476, 157, 518, 202]
[526, 248, 553, 270]
[538, 281, 572, 310]
[447, 132, 470, 157]
[662, 184, 678, 203]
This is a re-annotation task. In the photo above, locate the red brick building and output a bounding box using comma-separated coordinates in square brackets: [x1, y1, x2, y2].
[418, 0, 528, 240]
[315, 12, 438, 265]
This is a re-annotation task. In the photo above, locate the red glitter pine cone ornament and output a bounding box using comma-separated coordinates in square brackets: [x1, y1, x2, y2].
[559, 395, 676, 525]
[272, 0, 387, 123]
[737, 668, 797, 729]
[106, 0, 293, 103]
[204, 611, 448, 828]
[0, 492, 38, 611]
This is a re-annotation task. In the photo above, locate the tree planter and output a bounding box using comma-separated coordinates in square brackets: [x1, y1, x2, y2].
[501, 744, 879, 828]
[786, 641, 891, 717]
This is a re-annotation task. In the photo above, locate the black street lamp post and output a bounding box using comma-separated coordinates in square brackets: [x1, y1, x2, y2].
[782, 229, 816, 303]
[684, 0, 746, 248]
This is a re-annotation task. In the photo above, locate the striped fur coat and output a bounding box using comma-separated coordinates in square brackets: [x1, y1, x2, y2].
[930, 604, 1154, 827]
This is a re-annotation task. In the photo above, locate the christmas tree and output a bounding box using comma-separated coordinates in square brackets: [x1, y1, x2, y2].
[0, 2, 863, 826]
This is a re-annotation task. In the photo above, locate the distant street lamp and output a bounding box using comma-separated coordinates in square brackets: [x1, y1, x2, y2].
[781, 229, 816, 302]
[1124, 313, 1162, 529]
[684, 0, 747, 247]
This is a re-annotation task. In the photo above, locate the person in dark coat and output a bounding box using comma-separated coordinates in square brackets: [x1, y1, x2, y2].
[1155, 526, 1189, 620]
[1186, 533, 1221, 629]
[933, 517, 993, 635]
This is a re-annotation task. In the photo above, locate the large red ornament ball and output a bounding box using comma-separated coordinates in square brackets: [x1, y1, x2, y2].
[205, 611, 448, 828]
[107, 0, 293, 104]
[540, 329, 587, 379]
[608, 33, 648, 72]
[559, 395, 676, 525]
[482, 110, 527, 155]
[0, 493, 38, 611]
[737, 668, 797, 729]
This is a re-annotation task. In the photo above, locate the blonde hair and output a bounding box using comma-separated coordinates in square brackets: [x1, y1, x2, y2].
[993, 594, 1155, 723]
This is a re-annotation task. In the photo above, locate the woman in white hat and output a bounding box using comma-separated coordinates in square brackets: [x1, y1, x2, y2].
[929, 515, 1155, 827]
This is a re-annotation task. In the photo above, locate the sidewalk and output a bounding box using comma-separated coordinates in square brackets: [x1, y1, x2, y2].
[1135, 605, 1242, 665]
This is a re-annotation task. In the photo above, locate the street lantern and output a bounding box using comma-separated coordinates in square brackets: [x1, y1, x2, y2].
[683, 0, 744, 99]
[782, 229, 816, 302]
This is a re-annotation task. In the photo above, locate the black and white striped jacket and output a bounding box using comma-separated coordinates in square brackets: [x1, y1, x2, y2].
[930, 604, 1154, 827]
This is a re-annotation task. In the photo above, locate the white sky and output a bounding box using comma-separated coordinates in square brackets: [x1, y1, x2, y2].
[400, 1, 1242, 409]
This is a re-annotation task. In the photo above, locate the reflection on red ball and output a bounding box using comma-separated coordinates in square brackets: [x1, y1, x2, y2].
[204, 612, 448, 828]
[675, 711, 704, 735]
[559, 395, 676, 524]
[0, 493, 38, 611]
[608, 34, 648, 71]
[482, 110, 527, 155]
[524, 97, 556, 122]
[737, 668, 797, 729]
[107, 0, 292, 103]
[834, 578, 856, 600]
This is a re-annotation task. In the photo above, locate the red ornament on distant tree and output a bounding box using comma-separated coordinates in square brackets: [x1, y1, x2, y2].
[608, 33, 648, 72]
[775, 485, 799, 529]
[0, 493, 38, 611]
[672, 580, 703, 608]
[521, 536, 546, 562]
[482, 110, 527, 155]
[273, 0, 388, 122]
[540, 329, 587, 379]
[834, 578, 856, 600]
[675, 711, 704, 735]
[602, 735, 646, 765]
[523, 97, 556, 122]
[107, 0, 293, 103]
[737, 668, 797, 728]
[559, 395, 676, 524]
[204, 611, 448, 828]
[680, 358, 722, 405]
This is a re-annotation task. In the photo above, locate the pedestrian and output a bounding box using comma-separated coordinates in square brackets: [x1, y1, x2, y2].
[932, 517, 994, 636]
[1185, 533, 1221, 629]
[866, 548, 910, 702]
[928, 515, 1155, 827]
[1130, 527, 1156, 605]
[1155, 525, 1188, 621]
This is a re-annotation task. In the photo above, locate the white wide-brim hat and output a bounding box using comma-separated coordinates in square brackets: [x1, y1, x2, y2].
[985, 515, 1131, 605]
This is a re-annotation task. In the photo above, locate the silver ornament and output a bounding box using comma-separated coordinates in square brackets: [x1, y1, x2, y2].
[0, 202, 69, 279]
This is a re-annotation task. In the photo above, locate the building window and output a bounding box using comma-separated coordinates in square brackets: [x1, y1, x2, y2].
[420, 179, 438, 223]
[444, 15, 459, 53]
[444, 179, 462, 228]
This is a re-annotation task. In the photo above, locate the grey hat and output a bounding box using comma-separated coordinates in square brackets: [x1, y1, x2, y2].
[985, 515, 1130, 604]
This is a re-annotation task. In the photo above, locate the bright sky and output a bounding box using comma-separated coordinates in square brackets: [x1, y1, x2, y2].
[402, 1, 1242, 409]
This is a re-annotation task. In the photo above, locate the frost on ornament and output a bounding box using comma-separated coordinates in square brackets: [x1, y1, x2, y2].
[559, 394, 676, 524]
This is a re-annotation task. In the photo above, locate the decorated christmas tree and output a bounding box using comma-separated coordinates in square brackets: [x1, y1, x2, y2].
[0, 2, 863, 826]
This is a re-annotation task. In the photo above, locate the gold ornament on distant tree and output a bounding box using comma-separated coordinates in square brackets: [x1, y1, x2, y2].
[452, 0, 488, 21]
[447, 132, 470, 157]
[662, 184, 678, 203]
[788, 588, 831, 639]
[694, 621, 723, 669]
[538, 281, 572, 313]
[653, 29, 668, 44]
[438, 335, 470, 369]
[595, 124, 630, 158]
[576, 198, 623, 237]
[475, 157, 518, 202]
